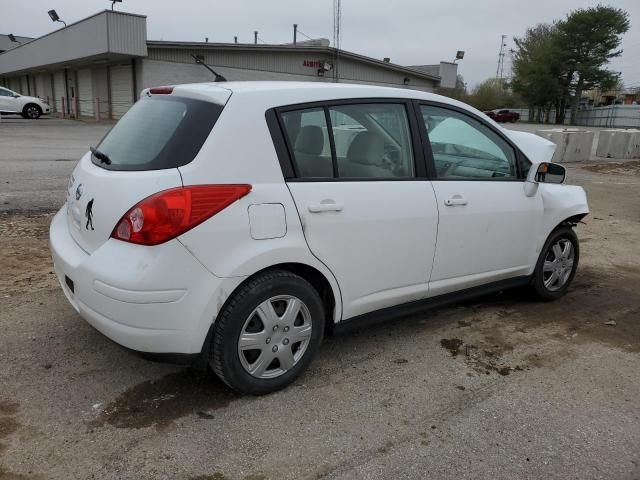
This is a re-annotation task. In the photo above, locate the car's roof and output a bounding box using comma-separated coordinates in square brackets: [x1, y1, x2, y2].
[174, 81, 453, 105]
[165, 81, 554, 164]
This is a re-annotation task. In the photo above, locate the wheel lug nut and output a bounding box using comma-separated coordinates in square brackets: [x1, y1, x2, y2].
[283, 326, 290, 332]
[266, 338, 271, 344]
[272, 345, 278, 352]
[273, 325, 279, 331]
[283, 338, 290, 345]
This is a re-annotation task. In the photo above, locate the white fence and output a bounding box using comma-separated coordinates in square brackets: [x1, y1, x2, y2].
[575, 105, 640, 129]
[510, 105, 640, 128]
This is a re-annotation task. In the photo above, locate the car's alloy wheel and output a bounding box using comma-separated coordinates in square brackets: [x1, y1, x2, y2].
[542, 239, 574, 291]
[210, 269, 325, 395]
[237, 295, 312, 379]
[23, 105, 41, 119]
[531, 227, 579, 301]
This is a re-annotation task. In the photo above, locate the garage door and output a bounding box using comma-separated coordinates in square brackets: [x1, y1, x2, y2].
[34, 74, 53, 104]
[53, 71, 65, 114]
[77, 68, 94, 117]
[109, 64, 133, 119]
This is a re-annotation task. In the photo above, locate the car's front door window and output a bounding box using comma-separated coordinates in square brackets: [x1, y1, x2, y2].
[421, 106, 518, 179]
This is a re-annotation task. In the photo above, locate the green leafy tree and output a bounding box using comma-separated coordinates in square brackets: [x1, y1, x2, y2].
[511, 24, 563, 123]
[510, 4, 629, 124]
[466, 78, 517, 111]
[558, 5, 629, 123]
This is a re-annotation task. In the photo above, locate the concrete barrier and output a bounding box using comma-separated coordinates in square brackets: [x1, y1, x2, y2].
[628, 131, 640, 159]
[536, 128, 595, 163]
[596, 129, 640, 159]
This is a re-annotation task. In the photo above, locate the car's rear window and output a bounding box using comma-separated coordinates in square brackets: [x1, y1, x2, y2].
[94, 96, 223, 171]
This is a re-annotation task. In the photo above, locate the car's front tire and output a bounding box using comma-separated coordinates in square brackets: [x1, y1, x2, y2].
[22, 104, 42, 119]
[210, 269, 325, 395]
[531, 227, 579, 301]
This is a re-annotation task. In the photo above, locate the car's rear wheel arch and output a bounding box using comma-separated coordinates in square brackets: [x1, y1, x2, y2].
[207, 266, 329, 394]
[200, 262, 337, 359]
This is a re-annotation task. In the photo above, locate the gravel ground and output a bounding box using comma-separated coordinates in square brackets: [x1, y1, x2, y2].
[0, 118, 639, 480]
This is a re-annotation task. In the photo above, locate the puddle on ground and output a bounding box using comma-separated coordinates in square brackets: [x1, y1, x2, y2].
[439, 337, 523, 375]
[0, 403, 18, 417]
[89, 369, 238, 430]
[438, 265, 640, 375]
[0, 401, 20, 455]
[490, 266, 640, 353]
[440, 338, 463, 357]
[189, 475, 266, 480]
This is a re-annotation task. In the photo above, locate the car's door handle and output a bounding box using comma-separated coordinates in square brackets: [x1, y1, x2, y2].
[444, 195, 468, 207]
[308, 200, 344, 213]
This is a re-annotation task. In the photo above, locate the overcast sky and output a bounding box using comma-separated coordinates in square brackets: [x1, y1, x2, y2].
[2, 0, 639, 89]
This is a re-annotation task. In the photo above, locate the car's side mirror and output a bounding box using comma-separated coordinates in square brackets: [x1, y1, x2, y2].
[533, 162, 566, 184]
[524, 162, 566, 196]
[12, 94, 20, 98]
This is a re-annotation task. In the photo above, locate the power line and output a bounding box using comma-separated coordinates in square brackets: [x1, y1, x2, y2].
[296, 29, 314, 41]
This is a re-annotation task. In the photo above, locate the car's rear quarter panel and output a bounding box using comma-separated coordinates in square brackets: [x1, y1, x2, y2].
[176, 92, 343, 321]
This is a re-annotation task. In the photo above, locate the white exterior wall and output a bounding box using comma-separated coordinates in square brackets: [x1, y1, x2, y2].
[0, 11, 147, 75]
[146, 47, 438, 92]
[140, 59, 315, 93]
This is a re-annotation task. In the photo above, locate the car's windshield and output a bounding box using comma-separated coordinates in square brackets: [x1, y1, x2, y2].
[94, 95, 224, 171]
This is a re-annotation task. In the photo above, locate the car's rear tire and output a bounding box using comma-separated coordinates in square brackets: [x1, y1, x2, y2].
[210, 269, 325, 395]
[530, 227, 579, 301]
[22, 104, 42, 119]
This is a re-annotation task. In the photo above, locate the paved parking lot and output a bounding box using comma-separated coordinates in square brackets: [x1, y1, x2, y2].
[1, 118, 639, 479]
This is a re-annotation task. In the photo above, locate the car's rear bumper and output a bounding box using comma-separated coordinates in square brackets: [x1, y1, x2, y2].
[49, 207, 246, 354]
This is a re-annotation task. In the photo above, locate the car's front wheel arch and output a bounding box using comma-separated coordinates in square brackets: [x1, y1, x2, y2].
[530, 226, 580, 301]
[22, 103, 42, 119]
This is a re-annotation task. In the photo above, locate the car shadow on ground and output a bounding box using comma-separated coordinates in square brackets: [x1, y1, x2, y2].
[82, 262, 640, 432]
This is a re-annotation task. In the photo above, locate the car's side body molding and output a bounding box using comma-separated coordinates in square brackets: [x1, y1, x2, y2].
[333, 275, 531, 335]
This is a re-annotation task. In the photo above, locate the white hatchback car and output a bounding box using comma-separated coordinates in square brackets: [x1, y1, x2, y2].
[0, 86, 51, 119]
[50, 82, 588, 394]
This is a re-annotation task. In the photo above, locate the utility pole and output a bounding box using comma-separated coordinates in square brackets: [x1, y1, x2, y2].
[293, 24, 297, 45]
[496, 34, 507, 80]
[254, 31, 258, 45]
[333, 0, 342, 82]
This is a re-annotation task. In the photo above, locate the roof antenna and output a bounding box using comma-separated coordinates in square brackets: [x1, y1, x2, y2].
[191, 54, 227, 82]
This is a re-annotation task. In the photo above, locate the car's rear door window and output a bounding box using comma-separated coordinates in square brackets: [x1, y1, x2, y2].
[328, 104, 415, 178]
[94, 96, 223, 171]
[279, 102, 416, 179]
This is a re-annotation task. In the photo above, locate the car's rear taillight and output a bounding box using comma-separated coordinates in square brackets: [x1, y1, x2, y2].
[111, 184, 251, 246]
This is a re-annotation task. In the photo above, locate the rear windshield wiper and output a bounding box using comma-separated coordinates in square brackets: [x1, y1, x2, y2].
[90, 146, 111, 165]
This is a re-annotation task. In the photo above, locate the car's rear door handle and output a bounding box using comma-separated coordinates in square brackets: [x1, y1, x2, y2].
[308, 200, 344, 213]
[444, 195, 468, 207]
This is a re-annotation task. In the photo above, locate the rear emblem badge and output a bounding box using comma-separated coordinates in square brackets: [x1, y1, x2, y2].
[75, 184, 83, 200]
[85, 198, 95, 231]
